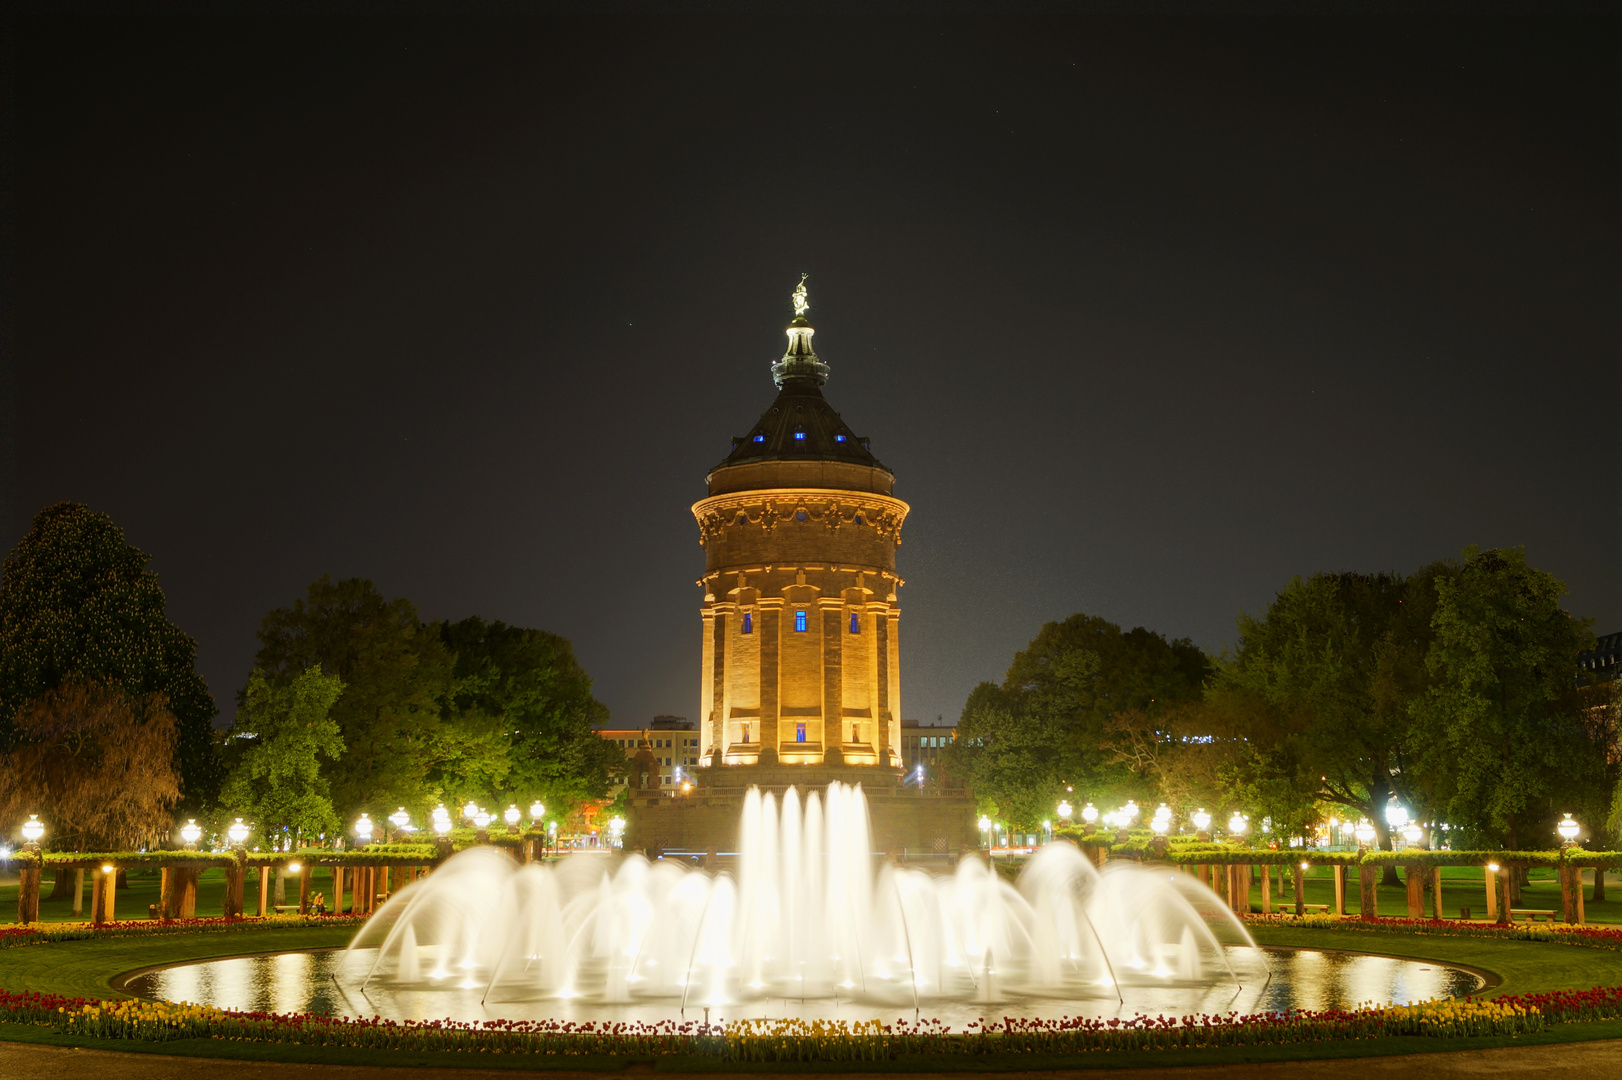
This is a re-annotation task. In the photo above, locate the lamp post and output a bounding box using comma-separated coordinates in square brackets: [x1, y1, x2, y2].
[1149, 809, 1171, 856]
[1354, 819, 1376, 851]
[608, 815, 625, 849]
[227, 818, 250, 847]
[389, 807, 411, 840]
[529, 801, 545, 827]
[354, 813, 374, 846]
[1057, 800, 1073, 825]
[180, 819, 202, 851]
[463, 800, 479, 824]
[1080, 802, 1098, 837]
[20, 814, 44, 851]
[504, 805, 521, 835]
[1557, 813, 1581, 849]
[1227, 812, 1248, 844]
[978, 816, 992, 854]
[474, 809, 492, 843]
[1192, 808, 1212, 843]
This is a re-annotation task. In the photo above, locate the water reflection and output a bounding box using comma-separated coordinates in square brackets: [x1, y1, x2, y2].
[124, 946, 1483, 1027]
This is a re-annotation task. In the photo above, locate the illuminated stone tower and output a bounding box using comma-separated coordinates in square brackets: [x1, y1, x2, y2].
[692, 276, 907, 769]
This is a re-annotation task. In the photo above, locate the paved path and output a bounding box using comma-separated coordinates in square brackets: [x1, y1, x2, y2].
[4, 1040, 1622, 1078]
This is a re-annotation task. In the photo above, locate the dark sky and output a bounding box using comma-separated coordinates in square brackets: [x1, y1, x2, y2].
[4, 9, 1618, 731]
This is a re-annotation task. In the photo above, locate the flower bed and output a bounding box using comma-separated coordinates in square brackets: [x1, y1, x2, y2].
[1247, 913, 1622, 952]
[0, 913, 367, 950]
[0, 990, 1560, 1059]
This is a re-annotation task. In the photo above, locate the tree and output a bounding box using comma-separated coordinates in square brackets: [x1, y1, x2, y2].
[1412, 547, 1598, 848]
[219, 666, 346, 847]
[948, 614, 1210, 828]
[438, 617, 623, 815]
[0, 503, 221, 808]
[1222, 565, 1454, 862]
[0, 681, 181, 851]
[253, 576, 453, 816]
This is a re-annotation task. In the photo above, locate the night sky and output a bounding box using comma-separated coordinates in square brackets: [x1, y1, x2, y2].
[4, 9, 1618, 731]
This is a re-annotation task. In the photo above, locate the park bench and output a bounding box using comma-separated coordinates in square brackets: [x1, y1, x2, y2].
[1510, 908, 1557, 922]
[1300, 903, 1330, 913]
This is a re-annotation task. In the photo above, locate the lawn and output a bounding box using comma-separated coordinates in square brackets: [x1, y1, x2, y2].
[0, 864, 327, 923]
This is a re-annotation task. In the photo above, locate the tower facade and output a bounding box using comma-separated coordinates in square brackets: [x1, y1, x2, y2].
[693, 278, 906, 769]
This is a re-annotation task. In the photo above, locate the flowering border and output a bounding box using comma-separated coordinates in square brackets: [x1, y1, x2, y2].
[1246, 912, 1622, 952]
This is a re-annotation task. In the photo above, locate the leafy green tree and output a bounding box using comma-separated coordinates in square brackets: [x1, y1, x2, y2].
[219, 666, 345, 846]
[949, 614, 1209, 828]
[253, 577, 453, 816]
[0, 503, 221, 808]
[438, 617, 622, 816]
[1412, 547, 1597, 848]
[1222, 566, 1454, 858]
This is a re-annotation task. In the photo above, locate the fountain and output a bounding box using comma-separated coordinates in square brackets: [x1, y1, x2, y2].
[348, 783, 1258, 1010]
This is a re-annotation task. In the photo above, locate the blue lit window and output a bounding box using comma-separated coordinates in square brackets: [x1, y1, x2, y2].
[752, 434, 765, 443]
[835, 434, 846, 442]
[793, 431, 806, 441]
[742, 612, 753, 634]
[794, 609, 807, 633]
[849, 612, 860, 634]
[796, 722, 807, 743]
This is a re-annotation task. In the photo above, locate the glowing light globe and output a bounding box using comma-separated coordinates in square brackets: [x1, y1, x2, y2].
[180, 819, 202, 848]
[978, 816, 992, 832]
[1227, 813, 1247, 837]
[1558, 814, 1581, 843]
[433, 816, 452, 837]
[529, 801, 545, 820]
[474, 810, 492, 829]
[1192, 808, 1212, 832]
[463, 800, 479, 822]
[1402, 823, 1423, 844]
[20, 815, 44, 844]
[1354, 819, 1376, 844]
[1385, 804, 1409, 829]
[505, 805, 521, 825]
[1150, 815, 1169, 836]
[227, 818, 250, 845]
[1057, 800, 1073, 821]
[390, 807, 410, 831]
[1081, 803, 1099, 824]
[354, 813, 374, 841]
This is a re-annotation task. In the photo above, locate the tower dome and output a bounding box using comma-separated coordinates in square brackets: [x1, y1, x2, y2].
[692, 277, 908, 768]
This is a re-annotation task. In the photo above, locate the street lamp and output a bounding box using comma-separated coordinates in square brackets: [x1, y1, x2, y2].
[180, 819, 203, 850]
[1354, 819, 1376, 849]
[978, 816, 992, 851]
[474, 809, 492, 831]
[1557, 813, 1581, 847]
[463, 800, 479, 822]
[227, 818, 250, 847]
[1227, 812, 1247, 841]
[1192, 808, 1212, 842]
[529, 801, 545, 823]
[1080, 802, 1098, 836]
[20, 814, 45, 849]
[1402, 822, 1423, 847]
[504, 805, 521, 834]
[354, 813, 374, 844]
[433, 815, 453, 837]
[1057, 800, 1073, 823]
[389, 807, 411, 838]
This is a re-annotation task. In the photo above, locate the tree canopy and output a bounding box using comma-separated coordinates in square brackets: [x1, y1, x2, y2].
[0, 502, 220, 808]
[253, 576, 454, 814]
[0, 681, 181, 850]
[949, 614, 1210, 827]
[219, 666, 346, 847]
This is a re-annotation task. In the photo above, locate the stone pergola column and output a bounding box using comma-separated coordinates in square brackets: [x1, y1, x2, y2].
[224, 851, 246, 918]
[1333, 865, 1347, 915]
[1293, 864, 1306, 916]
[257, 865, 271, 917]
[1496, 865, 1513, 925]
[1358, 863, 1377, 920]
[1405, 865, 1423, 918]
[16, 859, 40, 924]
[1260, 864, 1271, 914]
[1431, 867, 1444, 920]
[1484, 865, 1498, 921]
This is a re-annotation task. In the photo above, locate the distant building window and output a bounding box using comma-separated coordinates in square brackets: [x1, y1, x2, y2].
[796, 722, 807, 743]
[742, 612, 753, 634]
[795, 609, 808, 632]
[793, 431, 806, 440]
[835, 434, 846, 442]
[849, 612, 860, 634]
[752, 434, 765, 442]
[741, 722, 752, 743]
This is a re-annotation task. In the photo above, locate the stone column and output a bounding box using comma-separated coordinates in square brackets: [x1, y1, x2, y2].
[16, 861, 40, 924]
[1405, 865, 1423, 918]
[332, 865, 345, 915]
[224, 852, 246, 918]
[165, 867, 198, 919]
[1358, 863, 1377, 919]
[73, 868, 84, 917]
[258, 866, 270, 917]
[820, 599, 843, 761]
[1333, 865, 1347, 915]
[1431, 867, 1444, 920]
[758, 602, 781, 762]
[1293, 865, 1306, 916]
[1496, 865, 1513, 925]
[1484, 865, 1498, 921]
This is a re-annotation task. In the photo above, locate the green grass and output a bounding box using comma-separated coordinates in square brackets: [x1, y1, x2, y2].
[0, 864, 350, 924]
[0, 925, 356, 1000]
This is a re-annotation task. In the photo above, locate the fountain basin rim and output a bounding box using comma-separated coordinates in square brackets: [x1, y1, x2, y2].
[117, 944, 1495, 1001]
